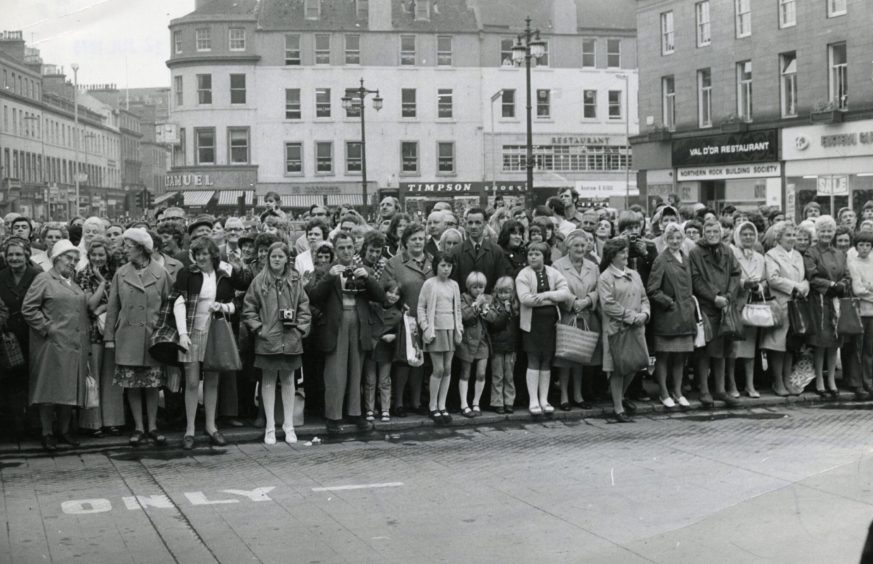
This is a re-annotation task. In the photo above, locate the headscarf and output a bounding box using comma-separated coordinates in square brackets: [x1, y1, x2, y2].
[733, 220, 759, 258]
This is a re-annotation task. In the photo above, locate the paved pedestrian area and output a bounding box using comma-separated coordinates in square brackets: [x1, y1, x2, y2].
[2, 404, 872, 563]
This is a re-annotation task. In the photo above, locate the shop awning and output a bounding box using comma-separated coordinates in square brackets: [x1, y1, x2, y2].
[183, 190, 215, 207]
[152, 192, 178, 206]
[281, 195, 323, 208]
[217, 190, 254, 206]
[326, 194, 364, 207]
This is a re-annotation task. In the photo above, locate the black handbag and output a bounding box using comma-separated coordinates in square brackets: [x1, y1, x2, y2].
[203, 313, 243, 372]
[718, 304, 745, 341]
[608, 325, 649, 376]
[787, 296, 813, 337]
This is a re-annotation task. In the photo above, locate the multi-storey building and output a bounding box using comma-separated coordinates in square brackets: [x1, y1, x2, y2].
[0, 31, 123, 220]
[632, 0, 873, 218]
[166, 0, 638, 214]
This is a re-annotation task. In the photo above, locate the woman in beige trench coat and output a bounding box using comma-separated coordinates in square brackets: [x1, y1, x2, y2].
[21, 240, 90, 452]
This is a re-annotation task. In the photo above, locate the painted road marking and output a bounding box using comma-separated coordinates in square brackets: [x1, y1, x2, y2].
[311, 482, 404, 492]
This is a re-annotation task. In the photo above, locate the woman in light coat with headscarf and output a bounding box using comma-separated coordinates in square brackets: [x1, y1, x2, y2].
[762, 221, 810, 395]
[552, 230, 601, 410]
[21, 240, 90, 451]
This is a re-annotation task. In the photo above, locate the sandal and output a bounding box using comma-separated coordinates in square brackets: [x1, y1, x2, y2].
[440, 410, 452, 424]
[129, 430, 145, 447]
[147, 430, 167, 446]
[461, 406, 475, 418]
[381, 411, 390, 422]
[365, 411, 375, 422]
[472, 405, 481, 416]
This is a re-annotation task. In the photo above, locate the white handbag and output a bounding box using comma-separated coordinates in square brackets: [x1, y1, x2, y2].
[693, 297, 707, 348]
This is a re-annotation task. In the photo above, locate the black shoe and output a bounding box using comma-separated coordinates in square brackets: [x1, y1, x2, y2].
[560, 402, 572, 411]
[204, 430, 227, 446]
[147, 430, 167, 446]
[58, 432, 80, 447]
[326, 419, 343, 435]
[716, 393, 741, 408]
[614, 412, 634, 423]
[855, 391, 869, 402]
[621, 399, 637, 414]
[504, 406, 514, 414]
[182, 435, 195, 450]
[828, 388, 840, 400]
[440, 410, 452, 424]
[631, 391, 652, 402]
[494, 406, 506, 414]
[355, 418, 375, 432]
[129, 430, 145, 447]
[42, 434, 57, 452]
[392, 406, 407, 418]
[575, 400, 594, 410]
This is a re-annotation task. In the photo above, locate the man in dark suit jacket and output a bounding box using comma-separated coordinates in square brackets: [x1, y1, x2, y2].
[308, 232, 385, 434]
[425, 210, 447, 257]
[450, 207, 511, 294]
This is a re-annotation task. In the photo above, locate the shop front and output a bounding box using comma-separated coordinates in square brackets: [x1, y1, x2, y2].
[399, 181, 528, 219]
[781, 120, 873, 221]
[672, 129, 781, 213]
[165, 167, 258, 213]
[257, 181, 374, 212]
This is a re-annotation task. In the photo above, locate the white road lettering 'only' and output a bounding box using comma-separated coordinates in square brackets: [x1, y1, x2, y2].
[60, 483, 404, 515]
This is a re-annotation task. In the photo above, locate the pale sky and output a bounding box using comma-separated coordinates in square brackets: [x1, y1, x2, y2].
[7, 0, 195, 88]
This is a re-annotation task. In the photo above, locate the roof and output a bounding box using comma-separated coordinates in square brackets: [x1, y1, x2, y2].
[173, 0, 259, 23]
[471, 0, 635, 33]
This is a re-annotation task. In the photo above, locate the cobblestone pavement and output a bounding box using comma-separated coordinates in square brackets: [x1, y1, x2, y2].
[2, 404, 872, 563]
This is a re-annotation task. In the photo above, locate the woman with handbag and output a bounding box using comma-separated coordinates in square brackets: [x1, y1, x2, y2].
[517, 242, 572, 416]
[173, 237, 248, 449]
[727, 221, 767, 398]
[599, 238, 650, 422]
[646, 223, 696, 408]
[804, 215, 850, 399]
[689, 219, 742, 408]
[762, 221, 810, 396]
[242, 242, 311, 445]
[553, 229, 601, 410]
[848, 231, 873, 400]
[21, 240, 90, 451]
[104, 229, 172, 446]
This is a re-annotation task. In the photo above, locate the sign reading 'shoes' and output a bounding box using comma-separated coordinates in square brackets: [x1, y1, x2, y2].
[672, 130, 779, 167]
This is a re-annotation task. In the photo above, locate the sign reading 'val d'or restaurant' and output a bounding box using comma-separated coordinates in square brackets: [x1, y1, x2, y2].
[672, 130, 779, 167]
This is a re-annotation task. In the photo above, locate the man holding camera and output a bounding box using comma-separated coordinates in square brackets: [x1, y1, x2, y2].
[308, 232, 386, 434]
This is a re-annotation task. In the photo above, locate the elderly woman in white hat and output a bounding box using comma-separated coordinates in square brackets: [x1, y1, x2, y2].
[104, 228, 173, 446]
[21, 239, 91, 452]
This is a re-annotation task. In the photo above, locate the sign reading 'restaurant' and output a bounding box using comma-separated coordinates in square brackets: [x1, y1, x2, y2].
[672, 130, 779, 167]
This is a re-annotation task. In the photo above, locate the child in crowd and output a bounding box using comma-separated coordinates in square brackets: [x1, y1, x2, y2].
[365, 281, 404, 422]
[417, 251, 463, 425]
[487, 276, 520, 414]
[457, 272, 492, 417]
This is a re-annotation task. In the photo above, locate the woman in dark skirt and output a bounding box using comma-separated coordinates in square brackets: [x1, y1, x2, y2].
[516, 242, 572, 415]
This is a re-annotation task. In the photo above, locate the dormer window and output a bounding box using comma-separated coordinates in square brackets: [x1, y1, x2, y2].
[305, 0, 320, 20]
[356, 0, 369, 19]
[414, 0, 430, 21]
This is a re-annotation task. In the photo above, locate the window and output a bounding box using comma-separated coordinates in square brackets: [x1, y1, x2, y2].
[305, 0, 320, 19]
[536, 89, 551, 118]
[695, 1, 711, 46]
[437, 142, 455, 174]
[780, 52, 797, 117]
[230, 74, 246, 104]
[735, 0, 751, 38]
[414, 0, 430, 20]
[536, 41, 549, 67]
[285, 142, 302, 173]
[343, 88, 361, 117]
[829, 42, 848, 109]
[195, 128, 215, 164]
[662, 77, 675, 130]
[400, 34, 416, 65]
[501, 89, 515, 118]
[173, 30, 182, 54]
[195, 28, 211, 51]
[502, 144, 630, 172]
[437, 35, 453, 66]
[345, 34, 360, 64]
[356, 0, 369, 19]
[315, 142, 333, 173]
[346, 141, 362, 173]
[401, 88, 417, 118]
[582, 39, 596, 68]
[437, 89, 453, 118]
[401, 142, 418, 173]
[606, 39, 621, 68]
[500, 38, 514, 66]
[285, 88, 301, 119]
[174, 76, 183, 107]
[828, 0, 847, 17]
[285, 34, 301, 65]
[228, 128, 249, 164]
[196, 74, 212, 104]
[661, 12, 674, 54]
[608, 90, 622, 119]
[698, 69, 712, 127]
[779, 0, 796, 28]
[229, 28, 246, 50]
[583, 90, 597, 119]
[736, 60, 753, 121]
[315, 88, 331, 118]
[314, 34, 330, 65]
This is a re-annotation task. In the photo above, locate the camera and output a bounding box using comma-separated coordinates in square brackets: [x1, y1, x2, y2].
[342, 267, 366, 293]
[280, 308, 295, 325]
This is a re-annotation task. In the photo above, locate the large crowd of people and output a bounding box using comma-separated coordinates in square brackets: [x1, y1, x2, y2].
[2, 189, 873, 451]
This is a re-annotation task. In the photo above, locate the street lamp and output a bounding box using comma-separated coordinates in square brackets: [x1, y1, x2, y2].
[341, 78, 383, 218]
[511, 17, 546, 196]
[616, 73, 631, 209]
[71, 62, 80, 218]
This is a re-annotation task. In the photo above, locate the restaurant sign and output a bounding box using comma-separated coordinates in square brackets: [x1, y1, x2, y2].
[672, 130, 779, 167]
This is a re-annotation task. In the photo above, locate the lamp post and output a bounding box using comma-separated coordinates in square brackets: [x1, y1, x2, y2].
[341, 78, 382, 219]
[616, 73, 631, 209]
[71, 63, 80, 218]
[511, 17, 546, 198]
